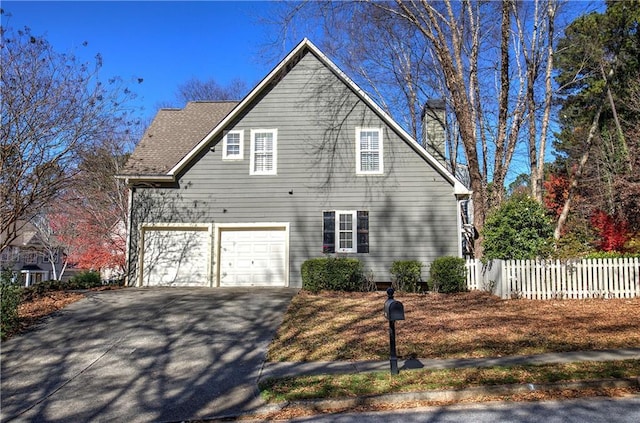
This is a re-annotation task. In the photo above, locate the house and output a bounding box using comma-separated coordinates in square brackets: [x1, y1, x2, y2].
[0, 221, 66, 286]
[119, 39, 471, 288]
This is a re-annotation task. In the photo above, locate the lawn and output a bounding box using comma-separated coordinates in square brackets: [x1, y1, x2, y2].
[267, 290, 640, 362]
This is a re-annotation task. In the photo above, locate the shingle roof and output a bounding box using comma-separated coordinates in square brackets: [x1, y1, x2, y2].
[121, 101, 238, 176]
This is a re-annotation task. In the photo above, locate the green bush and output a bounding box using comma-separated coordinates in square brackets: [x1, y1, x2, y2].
[390, 260, 423, 292]
[483, 194, 554, 260]
[301, 257, 364, 293]
[1, 268, 22, 339]
[68, 271, 102, 289]
[428, 256, 467, 293]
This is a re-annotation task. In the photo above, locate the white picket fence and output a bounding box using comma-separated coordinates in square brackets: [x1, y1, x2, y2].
[466, 258, 640, 299]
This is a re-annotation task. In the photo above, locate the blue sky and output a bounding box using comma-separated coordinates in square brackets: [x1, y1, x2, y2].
[1, 1, 296, 121]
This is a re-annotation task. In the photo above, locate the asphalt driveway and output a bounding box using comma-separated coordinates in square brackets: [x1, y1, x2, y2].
[1, 287, 297, 422]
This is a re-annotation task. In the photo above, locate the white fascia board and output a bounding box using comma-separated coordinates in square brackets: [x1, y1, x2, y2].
[167, 38, 470, 196]
[303, 41, 471, 195]
[168, 39, 313, 177]
[116, 175, 175, 183]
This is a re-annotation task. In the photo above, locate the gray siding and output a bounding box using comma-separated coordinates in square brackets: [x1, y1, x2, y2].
[129, 51, 460, 287]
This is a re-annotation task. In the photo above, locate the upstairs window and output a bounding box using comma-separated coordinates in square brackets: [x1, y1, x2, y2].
[250, 129, 277, 175]
[323, 210, 369, 253]
[23, 251, 38, 264]
[356, 128, 383, 174]
[222, 130, 244, 160]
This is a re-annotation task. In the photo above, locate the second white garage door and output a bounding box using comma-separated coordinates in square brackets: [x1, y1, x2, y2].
[219, 228, 287, 287]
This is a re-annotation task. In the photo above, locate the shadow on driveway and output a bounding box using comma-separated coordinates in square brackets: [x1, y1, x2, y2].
[1, 287, 296, 422]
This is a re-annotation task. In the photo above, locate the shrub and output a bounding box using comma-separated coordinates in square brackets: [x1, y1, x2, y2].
[1, 268, 22, 339]
[390, 260, 423, 293]
[428, 256, 467, 293]
[301, 257, 364, 293]
[483, 194, 554, 260]
[68, 271, 101, 289]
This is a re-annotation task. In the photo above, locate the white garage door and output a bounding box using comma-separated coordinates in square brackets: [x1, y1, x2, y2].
[219, 228, 287, 287]
[142, 228, 210, 287]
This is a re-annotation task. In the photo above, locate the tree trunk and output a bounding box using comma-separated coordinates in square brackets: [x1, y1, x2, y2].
[535, 0, 556, 202]
[554, 103, 603, 239]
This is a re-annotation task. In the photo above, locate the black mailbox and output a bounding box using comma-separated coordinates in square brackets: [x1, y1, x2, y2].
[384, 292, 405, 321]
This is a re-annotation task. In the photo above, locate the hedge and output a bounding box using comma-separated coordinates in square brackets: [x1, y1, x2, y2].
[301, 257, 364, 293]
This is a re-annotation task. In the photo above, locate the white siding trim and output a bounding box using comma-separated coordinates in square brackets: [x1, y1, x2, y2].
[138, 223, 213, 287]
[166, 39, 470, 195]
[213, 222, 289, 287]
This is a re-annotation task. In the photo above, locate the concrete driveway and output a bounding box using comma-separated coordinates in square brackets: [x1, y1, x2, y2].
[1, 287, 296, 422]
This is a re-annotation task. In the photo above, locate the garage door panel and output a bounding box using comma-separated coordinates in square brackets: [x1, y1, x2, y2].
[143, 229, 210, 287]
[220, 228, 287, 287]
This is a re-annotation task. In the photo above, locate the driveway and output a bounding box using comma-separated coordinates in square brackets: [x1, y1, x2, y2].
[1, 287, 296, 422]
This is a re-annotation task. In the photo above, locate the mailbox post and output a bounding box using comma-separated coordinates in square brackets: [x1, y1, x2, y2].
[383, 288, 405, 375]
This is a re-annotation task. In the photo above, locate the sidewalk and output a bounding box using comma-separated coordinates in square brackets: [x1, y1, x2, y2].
[259, 348, 640, 380]
[251, 348, 640, 418]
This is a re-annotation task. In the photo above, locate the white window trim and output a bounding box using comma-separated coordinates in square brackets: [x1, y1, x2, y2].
[356, 127, 384, 175]
[222, 130, 244, 160]
[250, 129, 278, 175]
[335, 210, 357, 253]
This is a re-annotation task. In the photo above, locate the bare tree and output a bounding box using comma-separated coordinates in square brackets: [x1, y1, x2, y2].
[273, 1, 565, 256]
[156, 77, 248, 110]
[0, 25, 140, 252]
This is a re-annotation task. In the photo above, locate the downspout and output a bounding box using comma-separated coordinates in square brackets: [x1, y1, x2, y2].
[125, 180, 134, 286]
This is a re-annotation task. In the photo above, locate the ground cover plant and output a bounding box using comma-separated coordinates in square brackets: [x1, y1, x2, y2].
[260, 360, 640, 402]
[267, 290, 640, 362]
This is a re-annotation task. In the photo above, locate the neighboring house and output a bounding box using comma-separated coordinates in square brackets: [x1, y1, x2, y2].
[119, 39, 471, 288]
[0, 222, 65, 286]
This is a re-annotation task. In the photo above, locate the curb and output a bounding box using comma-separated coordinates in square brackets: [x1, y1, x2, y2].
[258, 349, 640, 380]
[248, 377, 640, 417]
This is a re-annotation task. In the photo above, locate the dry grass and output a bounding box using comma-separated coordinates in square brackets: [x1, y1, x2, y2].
[268, 290, 640, 361]
[11, 291, 85, 336]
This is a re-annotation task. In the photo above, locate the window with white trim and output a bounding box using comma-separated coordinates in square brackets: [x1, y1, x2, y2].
[323, 210, 369, 253]
[222, 130, 244, 160]
[250, 129, 277, 175]
[356, 128, 383, 174]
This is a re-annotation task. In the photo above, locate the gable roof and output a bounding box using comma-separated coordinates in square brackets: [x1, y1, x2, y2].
[2, 221, 45, 249]
[121, 39, 470, 194]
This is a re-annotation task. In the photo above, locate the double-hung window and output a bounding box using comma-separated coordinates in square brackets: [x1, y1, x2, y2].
[356, 128, 383, 174]
[250, 129, 277, 175]
[323, 210, 369, 253]
[222, 130, 244, 160]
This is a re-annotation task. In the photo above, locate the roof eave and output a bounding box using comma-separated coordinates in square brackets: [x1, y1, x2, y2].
[165, 38, 470, 194]
[167, 38, 314, 177]
[116, 174, 175, 184]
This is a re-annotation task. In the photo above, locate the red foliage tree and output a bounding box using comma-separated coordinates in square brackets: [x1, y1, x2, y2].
[590, 210, 629, 252]
[543, 173, 569, 218]
[49, 197, 125, 274]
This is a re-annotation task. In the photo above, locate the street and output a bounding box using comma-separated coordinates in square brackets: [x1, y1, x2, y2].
[286, 396, 640, 422]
